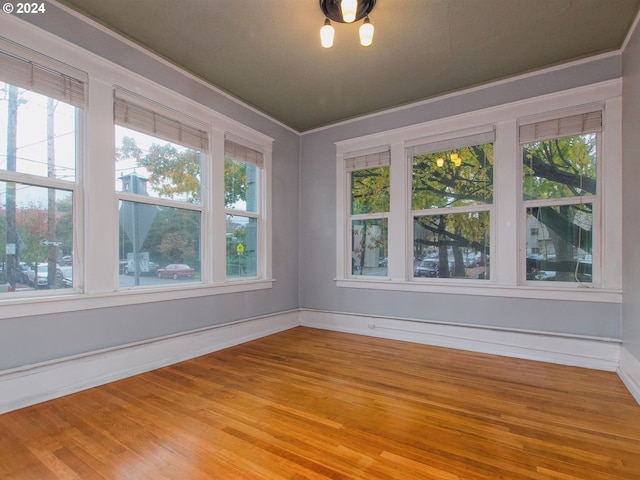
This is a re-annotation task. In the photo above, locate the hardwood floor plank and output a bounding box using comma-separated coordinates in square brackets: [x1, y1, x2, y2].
[1, 326, 639, 479]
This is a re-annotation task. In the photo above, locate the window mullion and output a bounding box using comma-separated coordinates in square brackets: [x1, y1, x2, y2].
[388, 142, 406, 280]
[494, 120, 519, 286]
[210, 129, 226, 283]
[85, 79, 117, 294]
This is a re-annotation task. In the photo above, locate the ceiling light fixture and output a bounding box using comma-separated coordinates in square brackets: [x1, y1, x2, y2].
[319, 0, 377, 48]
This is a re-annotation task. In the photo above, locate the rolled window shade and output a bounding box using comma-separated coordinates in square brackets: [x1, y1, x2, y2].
[345, 150, 390, 172]
[519, 111, 602, 144]
[409, 130, 495, 157]
[114, 96, 209, 153]
[0, 49, 86, 107]
[224, 139, 263, 168]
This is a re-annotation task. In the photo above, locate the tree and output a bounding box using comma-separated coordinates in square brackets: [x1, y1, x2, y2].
[225, 158, 247, 208]
[116, 136, 203, 268]
[136, 143, 201, 203]
[523, 134, 596, 280]
[411, 144, 493, 277]
[350, 166, 389, 272]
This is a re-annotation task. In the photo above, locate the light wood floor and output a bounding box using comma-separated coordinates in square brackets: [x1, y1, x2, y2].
[1, 327, 640, 479]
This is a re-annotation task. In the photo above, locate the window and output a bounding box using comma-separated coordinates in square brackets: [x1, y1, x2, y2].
[346, 151, 390, 277]
[410, 132, 494, 280]
[114, 92, 206, 287]
[0, 48, 84, 294]
[335, 82, 620, 301]
[224, 139, 263, 279]
[521, 111, 600, 284]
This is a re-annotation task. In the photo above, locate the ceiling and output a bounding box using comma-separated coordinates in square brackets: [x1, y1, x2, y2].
[57, 0, 640, 132]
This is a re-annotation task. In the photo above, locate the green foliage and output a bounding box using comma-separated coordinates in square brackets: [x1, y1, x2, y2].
[522, 134, 596, 200]
[137, 143, 201, 203]
[412, 144, 493, 211]
[351, 166, 390, 214]
[225, 158, 247, 208]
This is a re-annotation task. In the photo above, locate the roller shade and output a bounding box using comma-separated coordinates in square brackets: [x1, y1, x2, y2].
[0, 49, 86, 107]
[520, 111, 602, 144]
[345, 150, 390, 172]
[225, 139, 264, 168]
[409, 130, 495, 157]
[114, 95, 209, 153]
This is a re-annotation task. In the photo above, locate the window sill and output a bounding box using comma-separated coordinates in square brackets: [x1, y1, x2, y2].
[0, 279, 275, 320]
[335, 278, 621, 303]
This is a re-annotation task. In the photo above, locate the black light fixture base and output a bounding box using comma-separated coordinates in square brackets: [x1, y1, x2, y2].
[319, 0, 376, 23]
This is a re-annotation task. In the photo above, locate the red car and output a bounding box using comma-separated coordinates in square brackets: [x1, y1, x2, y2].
[156, 263, 195, 279]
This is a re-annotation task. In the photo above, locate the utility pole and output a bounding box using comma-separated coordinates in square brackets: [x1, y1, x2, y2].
[47, 98, 58, 287]
[5, 85, 18, 289]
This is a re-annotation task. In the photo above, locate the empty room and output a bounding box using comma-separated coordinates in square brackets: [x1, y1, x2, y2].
[1, 1, 640, 478]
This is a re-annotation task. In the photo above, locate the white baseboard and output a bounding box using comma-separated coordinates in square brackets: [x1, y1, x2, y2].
[300, 309, 621, 372]
[618, 348, 640, 405]
[0, 310, 299, 415]
[1, 308, 633, 415]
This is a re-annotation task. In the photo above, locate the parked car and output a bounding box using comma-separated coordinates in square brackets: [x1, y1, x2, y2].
[17, 262, 35, 285]
[156, 263, 195, 279]
[35, 263, 63, 288]
[59, 265, 73, 287]
[414, 259, 439, 277]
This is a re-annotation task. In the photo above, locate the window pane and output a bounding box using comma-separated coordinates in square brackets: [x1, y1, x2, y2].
[225, 158, 259, 213]
[351, 166, 390, 215]
[525, 204, 592, 282]
[351, 218, 388, 276]
[0, 182, 73, 292]
[118, 201, 200, 287]
[413, 211, 490, 279]
[115, 126, 202, 204]
[412, 143, 493, 210]
[523, 134, 596, 200]
[0, 83, 77, 181]
[226, 215, 257, 278]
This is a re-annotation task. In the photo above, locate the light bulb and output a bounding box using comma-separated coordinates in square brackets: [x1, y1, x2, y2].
[341, 0, 357, 23]
[359, 17, 374, 47]
[320, 18, 334, 48]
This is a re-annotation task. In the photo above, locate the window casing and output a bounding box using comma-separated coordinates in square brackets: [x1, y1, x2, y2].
[0, 26, 274, 317]
[335, 82, 622, 302]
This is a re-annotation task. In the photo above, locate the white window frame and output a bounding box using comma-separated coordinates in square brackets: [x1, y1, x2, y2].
[114, 88, 208, 289]
[408, 129, 495, 283]
[518, 108, 602, 287]
[0, 16, 274, 320]
[335, 80, 622, 303]
[223, 135, 268, 281]
[0, 36, 86, 298]
[345, 148, 391, 279]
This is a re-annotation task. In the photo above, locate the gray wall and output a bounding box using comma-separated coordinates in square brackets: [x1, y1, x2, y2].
[622, 20, 640, 361]
[299, 56, 624, 340]
[0, 6, 300, 370]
